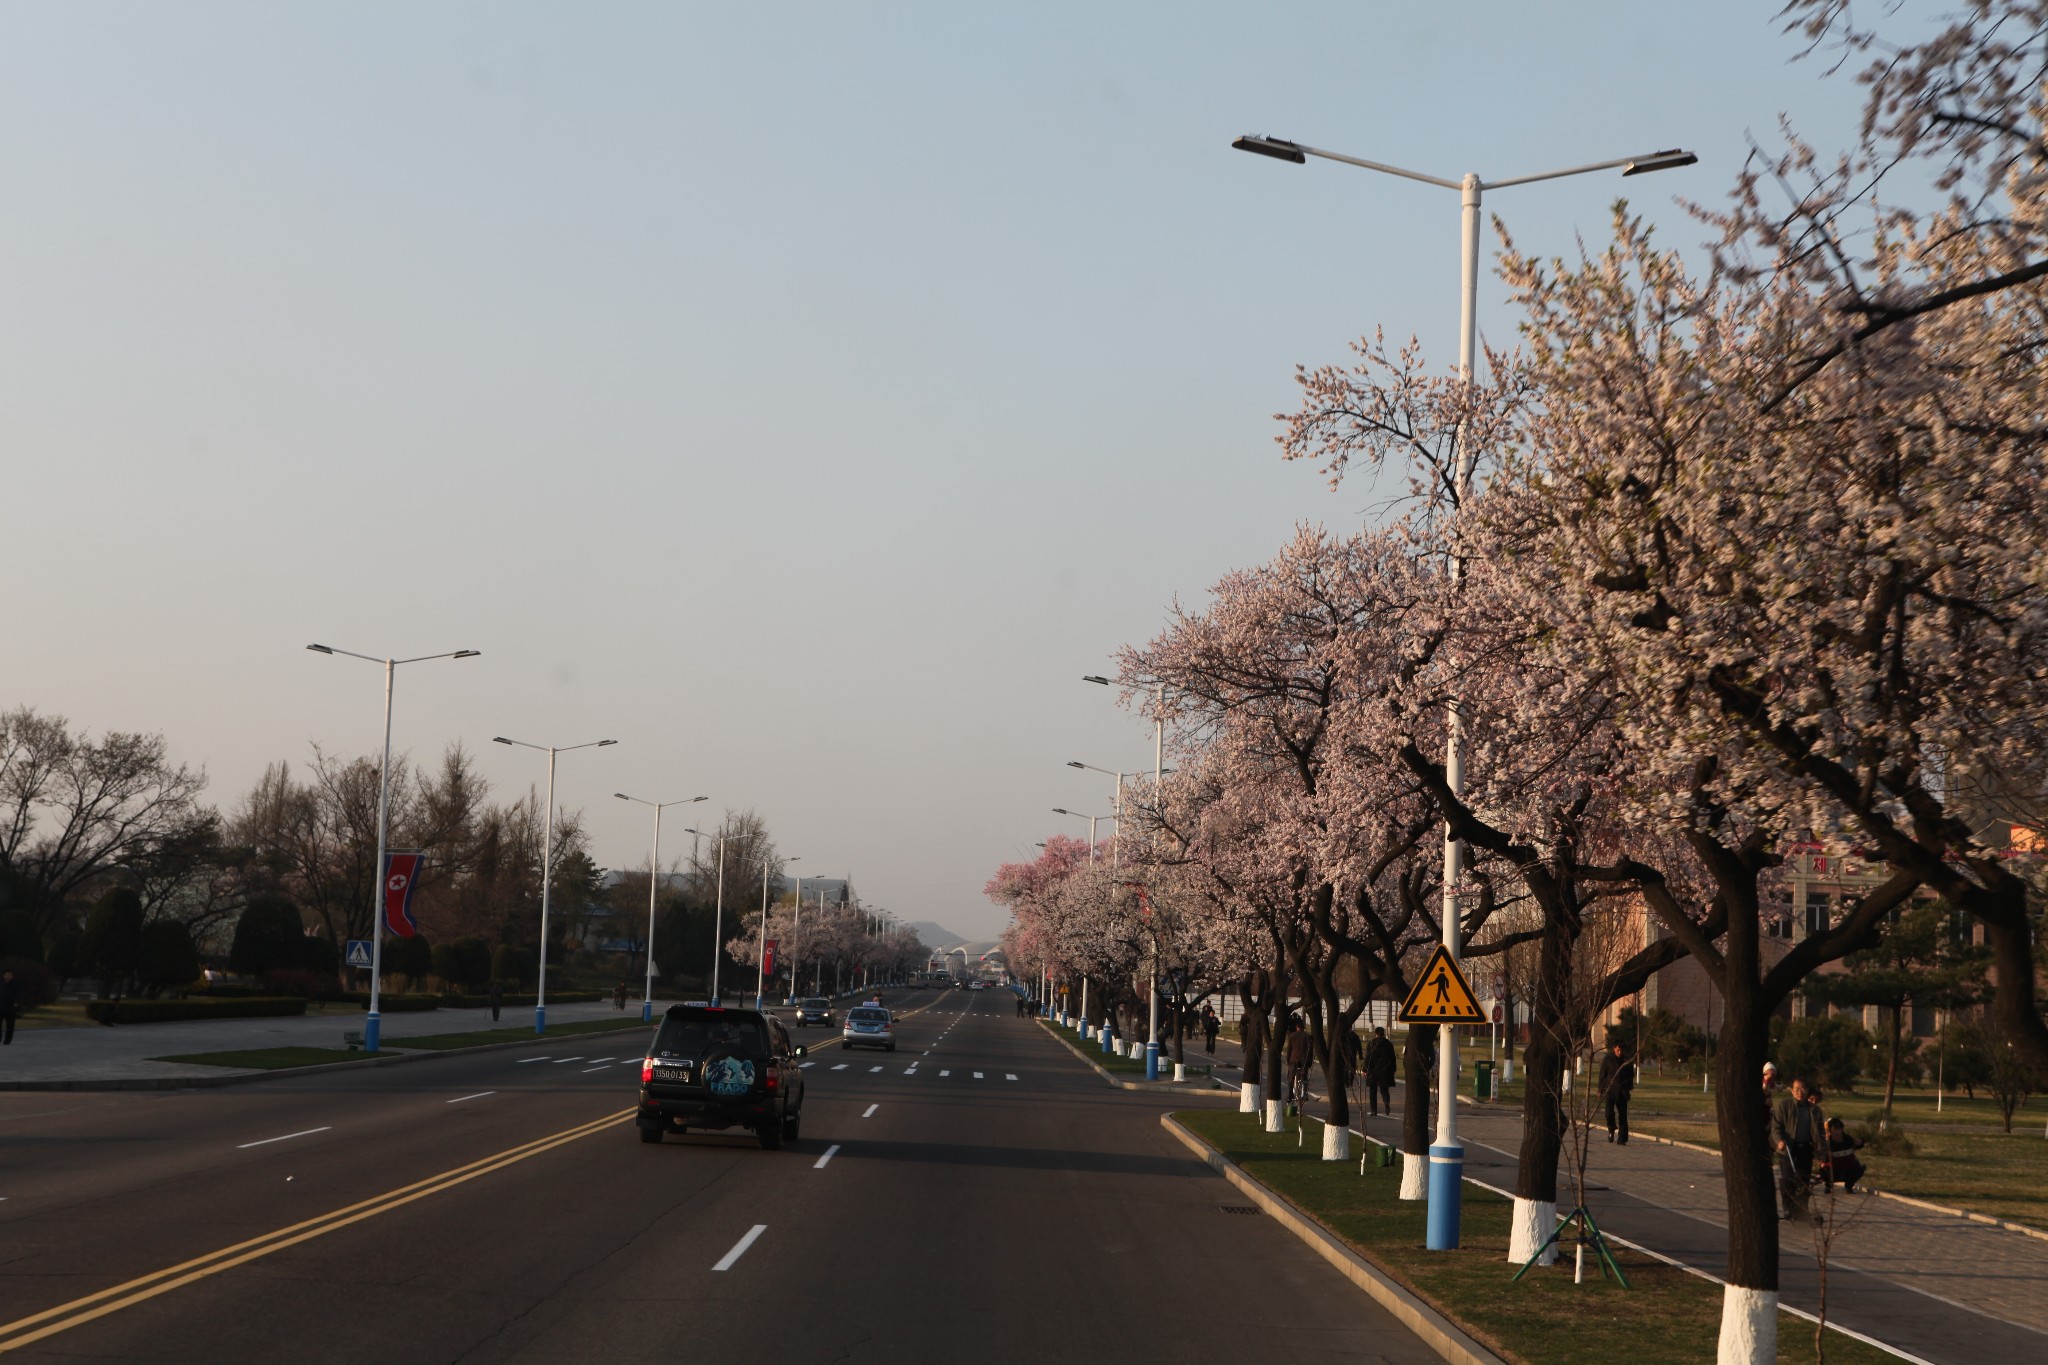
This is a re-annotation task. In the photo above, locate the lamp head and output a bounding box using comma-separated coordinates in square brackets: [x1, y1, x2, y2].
[1066, 761, 1086, 770]
[1081, 675, 1111, 686]
[305, 644, 334, 655]
[1622, 149, 1698, 176]
[1052, 808, 1070, 816]
[614, 793, 632, 802]
[1232, 135, 1307, 164]
[453, 649, 481, 659]
[597, 739, 618, 747]
[492, 737, 514, 746]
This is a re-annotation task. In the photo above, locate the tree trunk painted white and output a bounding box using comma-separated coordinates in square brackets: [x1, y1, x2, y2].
[1398, 1152, 1427, 1200]
[1263, 1099, 1285, 1133]
[1173, 1063, 1186, 1082]
[1321, 1122, 1349, 1161]
[1717, 1285, 1776, 1365]
[1239, 1082, 1261, 1113]
[1508, 1197, 1557, 1266]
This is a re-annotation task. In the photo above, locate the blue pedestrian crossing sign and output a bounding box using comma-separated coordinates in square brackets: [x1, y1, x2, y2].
[1397, 945, 1485, 1024]
[345, 939, 374, 969]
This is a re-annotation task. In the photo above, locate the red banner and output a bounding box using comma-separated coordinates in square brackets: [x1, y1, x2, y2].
[383, 851, 425, 939]
[763, 938, 778, 978]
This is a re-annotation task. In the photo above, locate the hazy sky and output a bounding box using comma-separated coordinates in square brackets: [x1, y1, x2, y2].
[4, 2, 1870, 941]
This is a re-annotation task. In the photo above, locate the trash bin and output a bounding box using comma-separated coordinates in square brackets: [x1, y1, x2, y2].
[1475, 1059, 1495, 1101]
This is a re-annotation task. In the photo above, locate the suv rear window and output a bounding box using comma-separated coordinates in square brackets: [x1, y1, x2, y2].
[848, 1008, 889, 1023]
[654, 1012, 768, 1056]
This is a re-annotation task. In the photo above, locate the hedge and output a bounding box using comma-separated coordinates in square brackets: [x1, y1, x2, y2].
[89, 996, 310, 1025]
[437, 990, 604, 1009]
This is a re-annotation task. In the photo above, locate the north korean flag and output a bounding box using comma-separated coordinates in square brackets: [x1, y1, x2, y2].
[383, 851, 425, 939]
[763, 939, 778, 979]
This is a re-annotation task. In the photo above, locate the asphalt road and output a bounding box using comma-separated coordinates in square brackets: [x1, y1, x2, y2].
[0, 988, 1437, 1364]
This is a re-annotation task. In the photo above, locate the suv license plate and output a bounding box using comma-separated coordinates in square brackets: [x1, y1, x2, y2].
[653, 1067, 690, 1082]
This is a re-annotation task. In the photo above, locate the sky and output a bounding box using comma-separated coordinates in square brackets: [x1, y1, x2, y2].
[2, 2, 1878, 941]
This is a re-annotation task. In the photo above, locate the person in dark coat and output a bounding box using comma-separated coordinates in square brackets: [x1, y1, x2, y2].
[1362, 1026, 1397, 1116]
[1598, 1041, 1636, 1145]
[1821, 1115, 1867, 1193]
[488, 980, 503, 1023]
[0, 968, 20, 1045]
[1772, 1078, 1822, 1218]
[1200, 1004, 1220, 1055]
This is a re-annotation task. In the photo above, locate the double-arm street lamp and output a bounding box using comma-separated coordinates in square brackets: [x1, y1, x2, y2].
[683, 825, 728, 1002]
[305, 644, 479, 1054]
[614, 792, 707, 1022]
[493, 735, 617, 1033]
[1232, 130, 1696, 1250]
[1084, 674, 1173, 1078]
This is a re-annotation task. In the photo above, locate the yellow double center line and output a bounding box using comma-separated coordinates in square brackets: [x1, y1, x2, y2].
[0, 1107, 633, 1354]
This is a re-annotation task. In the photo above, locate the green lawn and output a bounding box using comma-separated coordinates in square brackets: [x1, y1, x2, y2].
[392, 1017, 655, 1051]
[1045, 1019, 1148, 1074]
[1174, 1108, 1895, 1365]
[150, 1046, 377, 1070]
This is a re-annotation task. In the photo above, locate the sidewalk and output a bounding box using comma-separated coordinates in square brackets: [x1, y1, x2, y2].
[1196, 1031, 2048, 1363]
[0, 998, 650, 1086]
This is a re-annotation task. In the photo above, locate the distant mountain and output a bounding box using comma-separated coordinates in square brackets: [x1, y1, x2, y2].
[903, 921, 972, 950]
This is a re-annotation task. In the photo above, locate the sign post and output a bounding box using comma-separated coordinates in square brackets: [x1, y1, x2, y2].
[1398, 942, 1485, 1246]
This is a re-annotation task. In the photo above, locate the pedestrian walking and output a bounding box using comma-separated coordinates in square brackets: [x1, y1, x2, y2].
[1598, 1040, 1636, 1145]
[488, 979, 503, 1023]
[614, 981, 628, 1011]
[1284, 1015, 1311, 1114]
[1362, 1027, 1396, 1116]
[1772, 1077, 1821, 1219]
[0, 968, 21, 1045]
[1200, 1004, 1220, 1055]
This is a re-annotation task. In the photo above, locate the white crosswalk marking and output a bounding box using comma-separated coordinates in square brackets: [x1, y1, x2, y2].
[940, 1070, 950, 1077]
[1006, 1073, 1018, 1081]
[831, 1063, 848, 1071]
[800, 1061, 815, 1068]
[973, 1071, 984, 1079]
[869, 1065, 883, 1073]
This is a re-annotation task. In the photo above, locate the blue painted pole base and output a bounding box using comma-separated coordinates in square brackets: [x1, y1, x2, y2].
[1145, 1041, 1160, 1081]
[364, 1012, 381, 1054]
[534, 1003, 547, 1035]
[1426, 1143, 1464, 1249]
[1100, 1030, 1112, 1054]
[641, 999, 653, 1023]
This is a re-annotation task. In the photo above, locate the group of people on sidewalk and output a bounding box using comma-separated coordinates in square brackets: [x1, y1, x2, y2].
[1765, 1063, 1869, 1219]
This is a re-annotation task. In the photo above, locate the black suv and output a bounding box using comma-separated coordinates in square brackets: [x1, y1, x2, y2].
[637, 1004, 807, 1149]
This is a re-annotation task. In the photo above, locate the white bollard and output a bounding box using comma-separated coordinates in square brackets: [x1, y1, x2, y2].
[1264, 1099, 1285, 1133]
[1174, 1063, 1186, 1083]
[1322, 1122, 1349, 1161]
[1240, 1082, 1261, 1114]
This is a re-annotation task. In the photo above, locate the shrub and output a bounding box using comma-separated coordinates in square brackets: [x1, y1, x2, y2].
[137, 921, 201, 994]
[0, 911, 44, 962]
[1855, 1112, 1918, 1157]
[79, 887, 145, 993]
[230, 896, 308, 976]
[260, 969, 326, 999]
[1, 956, 57, 1008]
[1772, 1014, 1870, 1092]
[433, 937, 493, 993]
[87, 996, 308, 1024]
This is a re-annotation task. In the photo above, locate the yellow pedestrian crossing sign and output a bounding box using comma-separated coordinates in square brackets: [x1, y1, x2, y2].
[1398, 946, 1486, 1024]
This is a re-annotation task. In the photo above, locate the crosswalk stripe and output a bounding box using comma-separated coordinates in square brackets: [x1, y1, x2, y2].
[973, 1071, 984, 1079]
[1006, 1073, 1018, 1081]
[869, 1066, 883, 1073]
[940, 1070, 950, 1077]
[831, 1064, 848, 1071]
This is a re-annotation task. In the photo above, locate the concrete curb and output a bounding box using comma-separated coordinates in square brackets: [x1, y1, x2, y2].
[1159, 1114, 1507, 1365]
[1629, 1126, 2048, 1247]
[1035, 1020, 1232, 1096]
[0, 1022, 658, 1092]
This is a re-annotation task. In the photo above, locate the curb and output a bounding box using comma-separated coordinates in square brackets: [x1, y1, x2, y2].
[1629, 1126, 2048, 1247]
[0, 1022, 659, 1092]
[1159, 1114, 1506, 1365]
[1035, 1020, 1232, 1096]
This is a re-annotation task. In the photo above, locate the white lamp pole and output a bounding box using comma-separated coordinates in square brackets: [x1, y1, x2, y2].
[758, 854, 796, 1009]
[493, 735, 617, 1034]
[615, 792, 707, 1023]
[787, 864, 808, 1004]
[686, 826, 728, 1002]
[305, 644, 479, 1054]
[1231, 131, 1697, 1250]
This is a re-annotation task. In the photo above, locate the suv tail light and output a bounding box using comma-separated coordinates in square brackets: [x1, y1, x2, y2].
[764, 1066, 779, 1092]
[641, 1057, 656, 1083]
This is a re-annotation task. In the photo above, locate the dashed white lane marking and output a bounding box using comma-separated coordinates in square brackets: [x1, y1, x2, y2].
[973, 1072, 984, 1080]
[446, 1092, 495, 1104]
[940, 1070, 950, 1078]
[587, 1057, 616, 1064]
[713, 1224, 767, 1272]
[581, 1065, 611, 1073]
[618, 1059, 639, 1066]
[813, 1144, 842, 1169]
[800, 1061, 815, 1068]
[831, 1063, 848, 1071]
[904, 1066, 917, 1075]
[551, 1056, 586, 1064]
[862, 1104, 879, 1118]
[237, 1126, 332, 1150]
[517, 1056, 550, 1064]
[1006, 1074, 1018, 1081]
[868, 1065, 883, 1073]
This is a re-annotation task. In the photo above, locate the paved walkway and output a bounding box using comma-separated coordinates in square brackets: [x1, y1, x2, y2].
[0, 998, 650, 1084]
[1194, 1032, 2048, 1364]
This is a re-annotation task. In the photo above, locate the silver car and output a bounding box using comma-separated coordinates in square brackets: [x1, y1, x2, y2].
[842, 1005, 895, 1051]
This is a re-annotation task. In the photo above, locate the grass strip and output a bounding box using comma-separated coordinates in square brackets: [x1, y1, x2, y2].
[1172, 1108, 1895, 1365]
[393, 1016, 655, 1051]
[149, 1047, 377, 1070]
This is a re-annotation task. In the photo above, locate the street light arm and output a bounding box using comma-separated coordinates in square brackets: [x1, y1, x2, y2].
[1482, 149, 1696, 190]
[395, 649, 481, 664]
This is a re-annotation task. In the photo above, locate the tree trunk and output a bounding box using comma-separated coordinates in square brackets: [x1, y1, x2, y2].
[1400, 1025, 1435, 1199]
[1882, 1004, 1902, 1116]
[1510, 904, 1576, 1263]
[1715, 990, 1781, 1365]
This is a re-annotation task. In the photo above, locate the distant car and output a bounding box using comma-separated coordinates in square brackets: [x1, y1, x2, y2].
[795, 997, 833, 1027]
[969, 980, 986, 990]
[637, 1004, 807, 1149]
[843, 1005, 895, 1051]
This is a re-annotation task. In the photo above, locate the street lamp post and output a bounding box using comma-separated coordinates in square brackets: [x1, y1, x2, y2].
[757, 855, 796, 1009]
[615, 792, 706, 1022]
[1053, 806, 1108, 1035]
[493, 735, 617, 1034]
[1232, 131, 1696, 1250]
[685, 826, 728, 1002]
[305, 644, 479, 1054]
